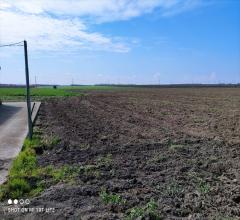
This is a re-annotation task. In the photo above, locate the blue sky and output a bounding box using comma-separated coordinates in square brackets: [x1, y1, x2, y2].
[0, 0, 239, 85]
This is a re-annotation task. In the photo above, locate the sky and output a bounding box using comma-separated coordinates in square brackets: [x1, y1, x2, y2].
[0, 0, 240, 85]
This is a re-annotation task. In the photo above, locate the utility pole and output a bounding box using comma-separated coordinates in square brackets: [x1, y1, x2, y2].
[24, 40, 33, 139]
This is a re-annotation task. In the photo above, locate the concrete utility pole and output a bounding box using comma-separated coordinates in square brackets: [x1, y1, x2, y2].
[24, 40, 33, 139]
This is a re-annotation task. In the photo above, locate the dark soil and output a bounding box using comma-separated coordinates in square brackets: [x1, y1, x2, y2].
[3, 88, 240, 219]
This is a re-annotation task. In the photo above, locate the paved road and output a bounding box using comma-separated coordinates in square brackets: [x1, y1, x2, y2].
[0, 102, 41, 184]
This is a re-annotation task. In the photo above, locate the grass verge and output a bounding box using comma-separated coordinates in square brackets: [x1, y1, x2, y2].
[0, 135, 82, 200]
[0, 132, 106, 201]
[0, 137, 41, 199]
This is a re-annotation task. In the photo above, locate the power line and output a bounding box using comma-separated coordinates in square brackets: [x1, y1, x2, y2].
[0, 41, 24, 47]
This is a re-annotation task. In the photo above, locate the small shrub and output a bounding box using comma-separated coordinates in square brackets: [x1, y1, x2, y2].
[164, 182, 184, 197]
[146, 199, 158, 213]
[80, 164, 100, 177]
[127, 207, 145, 220]
[42, 135, 61, 149]
[197, 179, 211, 194]
[126, 199, 160, 220]
[100, 190, 126, 205]
[97, 154, 113, 167]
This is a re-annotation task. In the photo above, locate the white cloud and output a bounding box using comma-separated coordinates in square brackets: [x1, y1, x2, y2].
[0, 0, 205, 52]
[0, 10, 129, 52]
[2, 0, 180, 21]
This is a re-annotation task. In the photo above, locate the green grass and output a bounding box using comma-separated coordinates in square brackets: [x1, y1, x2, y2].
[44, 165, 81, 183]
[126, 199, 160, 220]
[0, 87, 78, 101]
[0, 86, 122, 101]
[7, 178, 31, 199]
[41, 135, 61, 150]
[100, 190, 126, 205]
[0, 135, 86, 200]
[0, 137, 41, 199]
[163, 182, 184, 197]
[197, 178, 211, 194]
[187, 172, 211, 195]
[97, 153, 113, 167]
[45, 164, 100, 183]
